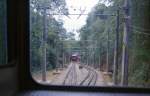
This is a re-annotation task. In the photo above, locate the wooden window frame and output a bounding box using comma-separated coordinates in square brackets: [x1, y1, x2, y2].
[14, 0, 150, 93]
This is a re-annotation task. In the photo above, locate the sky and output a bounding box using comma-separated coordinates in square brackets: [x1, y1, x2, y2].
[60, 0, 99, 40]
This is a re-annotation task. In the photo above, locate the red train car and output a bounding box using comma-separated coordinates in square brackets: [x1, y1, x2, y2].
[70, 54, 80, 62]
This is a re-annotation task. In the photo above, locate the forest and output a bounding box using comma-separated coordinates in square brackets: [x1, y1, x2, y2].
[30, 0, 150, 87]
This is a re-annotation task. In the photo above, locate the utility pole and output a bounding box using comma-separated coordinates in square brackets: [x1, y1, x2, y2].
[64, 53, 66, 67]
[62, 52, 64, 68]
[99, 41, 101, 71]
[41, 8, 47, 82]
[37, 6, 51, 82]
[106, 28, 110, 72]
[86, 49, 89, 66]
[121, 0, 130, 86]
[113, 9, 120, 85]
[61, 43, 64, 68]
[56, 41, 60, 72]
[93, 49, 95, 68]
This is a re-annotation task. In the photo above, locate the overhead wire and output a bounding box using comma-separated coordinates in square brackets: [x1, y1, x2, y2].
[132, 29, 150, 36]
[130, 25, 150, 32]
[130, 25, 150, 36]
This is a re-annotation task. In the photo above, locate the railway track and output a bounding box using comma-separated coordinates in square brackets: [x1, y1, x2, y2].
[63, 63, 77, 85]
[79, 66, 98, 86]
[63, 63, 97, 86]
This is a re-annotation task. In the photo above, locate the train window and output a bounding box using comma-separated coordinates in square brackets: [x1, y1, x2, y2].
[30, 0, 150, 88]
[0, 0, 7, 65]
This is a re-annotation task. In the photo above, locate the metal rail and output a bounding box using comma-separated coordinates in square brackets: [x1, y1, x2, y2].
[79, 66, 97, 86]
[63, 63, 77, 85]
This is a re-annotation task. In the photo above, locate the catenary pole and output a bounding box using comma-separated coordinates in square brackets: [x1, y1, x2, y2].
[113, 9, 120, 85]
[38, 6, 51, 82]
[106, 28, 110, 72]
[41, 8, 47, 82]
[121, 0, 130, 86]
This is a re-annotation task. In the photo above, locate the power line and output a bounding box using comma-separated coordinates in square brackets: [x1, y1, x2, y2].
[44, 13, 116, 16]
[132, 29, 150, 36]
[130, 25, 150, 32]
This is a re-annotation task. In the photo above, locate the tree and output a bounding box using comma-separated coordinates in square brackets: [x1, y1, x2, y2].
[79, 3, 116, 72]
[30, 0, 68, 73]
[128, 0, 150, 87]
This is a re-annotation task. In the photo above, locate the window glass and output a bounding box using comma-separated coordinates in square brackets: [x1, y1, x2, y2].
[0, 0, 7, 65]
[30, 0, 150, 87]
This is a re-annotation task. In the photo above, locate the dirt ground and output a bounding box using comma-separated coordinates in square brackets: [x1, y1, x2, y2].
[32, 63, 113, 86]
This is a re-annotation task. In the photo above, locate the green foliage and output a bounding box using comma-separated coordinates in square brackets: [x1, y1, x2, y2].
[30, 0, 150, 87]
[79, 3, 117, 70]
[30, 0, 69, 72]
[79, 0, 150, 87]
[128, 0, 150, 87]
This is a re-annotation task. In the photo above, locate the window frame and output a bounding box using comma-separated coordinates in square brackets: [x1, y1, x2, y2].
[0, 0, 17, 68]
[0, 0, 7, 67]
[16, 0, 150, 93]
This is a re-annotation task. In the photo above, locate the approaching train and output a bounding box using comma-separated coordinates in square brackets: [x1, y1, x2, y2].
[70, 53, 80, 62]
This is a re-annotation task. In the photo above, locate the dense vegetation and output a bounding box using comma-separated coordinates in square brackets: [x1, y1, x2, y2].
[128, 0, 150, 87]
[30, 0, 150, 87]
[30, 0, 73, 72]
[79, 0, 150, 87]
